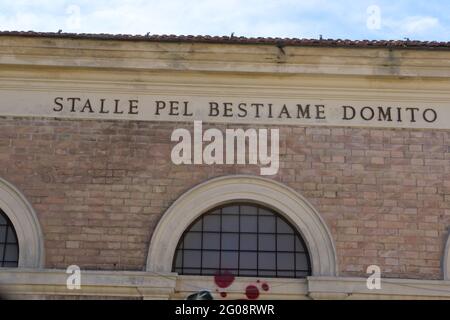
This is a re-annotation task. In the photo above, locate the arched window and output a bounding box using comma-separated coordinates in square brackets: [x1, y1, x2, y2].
[147, 176, 337, 277]
[0, 209, 19, 267]
[0, 177, 44, 268]
[173, 203, 311, 278]
[444, 232, 450, 281]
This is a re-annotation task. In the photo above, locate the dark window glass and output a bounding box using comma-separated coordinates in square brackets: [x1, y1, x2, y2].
[259, 252, 276, 270]
[222, 216, 239, 232]
[259, 208, 273, 216]
[239, 252, 257, 269]
[4, 245, 18, 261]
[277, 234, 295, 251]
[222, 206, 239, 215]
[172, 204, 311, 278]
[222, 233, 239, 250]
[6, 228, 16, 243]
[259, 270, 276, 277]
[209, 209, 221, 215]
[278, 271, 295, 277]
[190, 220, 202, 231]
[203, 233, 220, 250]
[277, 218, 294, 234]
[277, 253, 295, 270]
[295, 237, 306, 252]
[240, 215, 257, 232]
[0, 210, 19, 268]
[183, 250, 201, 268]
[240, 234, 257, 251]
[0, 226, 6, 240]
[202, 269, 217, 276]
[240, 205, 257, 215]
[258, 234, 275, 251]
[202, 251, 220, 269]
[221, 252, 238, 269]
[183, 268, 201, 275]
[296, 253, 310, 271]
[175, 251, 182, 268]
[184, 233, 201, 249]
[203, 215, 220, 232]
[259, 216, 276, 233]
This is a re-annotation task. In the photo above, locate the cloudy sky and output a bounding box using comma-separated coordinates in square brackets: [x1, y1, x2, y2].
[0, 0, 448, 41]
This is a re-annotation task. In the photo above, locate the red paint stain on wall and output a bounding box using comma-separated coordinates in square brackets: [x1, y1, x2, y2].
[261, 283, 269, 291]
[245, 285, 260, 300]
[214, 271, 235, 288]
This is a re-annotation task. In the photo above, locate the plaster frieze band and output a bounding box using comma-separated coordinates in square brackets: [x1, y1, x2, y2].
[0, 90, 449, 130]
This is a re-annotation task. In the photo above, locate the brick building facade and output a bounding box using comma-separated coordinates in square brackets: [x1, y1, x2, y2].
[0, 32, 449, 299]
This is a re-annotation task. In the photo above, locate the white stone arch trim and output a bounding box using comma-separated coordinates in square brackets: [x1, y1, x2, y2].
[0, 177, 45, 268]
[444, 231, 450, 280]
[146, 175, 338, 277]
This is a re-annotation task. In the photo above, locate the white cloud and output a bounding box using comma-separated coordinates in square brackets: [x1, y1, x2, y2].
[402, 16, 439, 34]
[383, 15, 440, 37]
[0, 12, 42, 30]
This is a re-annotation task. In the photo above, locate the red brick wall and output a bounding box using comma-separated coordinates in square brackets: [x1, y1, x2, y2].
[0, 117, 449, 279]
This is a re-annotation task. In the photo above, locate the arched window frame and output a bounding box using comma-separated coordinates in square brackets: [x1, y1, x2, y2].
[172, 202, 313, 278]
[147, 175, 337, 277]
[0, 209, 19, 267]
[0, 177, 44, 268]
[444, 231, 450, 280]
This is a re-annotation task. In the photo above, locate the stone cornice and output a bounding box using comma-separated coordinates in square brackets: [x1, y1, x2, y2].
[1, 35, 450, 78]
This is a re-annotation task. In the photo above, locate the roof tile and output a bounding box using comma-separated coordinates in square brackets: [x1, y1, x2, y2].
[1, 31, 449, 50]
